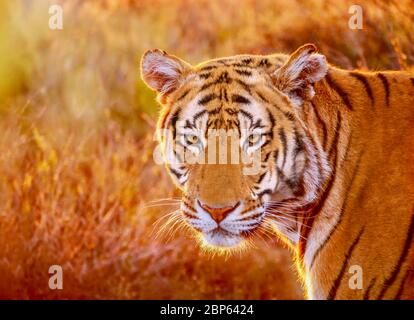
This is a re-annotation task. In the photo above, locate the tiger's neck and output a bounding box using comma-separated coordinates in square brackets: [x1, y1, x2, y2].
[296, 68, 361, 274]
[268, 68, 357, 251]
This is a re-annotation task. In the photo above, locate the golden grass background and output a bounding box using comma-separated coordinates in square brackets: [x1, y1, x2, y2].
[0, 0, 412, 299]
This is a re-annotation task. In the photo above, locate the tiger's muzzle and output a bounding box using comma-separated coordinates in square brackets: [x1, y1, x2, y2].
[182, 197, 265, 248]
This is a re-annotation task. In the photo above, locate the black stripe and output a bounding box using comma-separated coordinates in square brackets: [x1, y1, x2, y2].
[260, 140, 271, 149]
[273, 150, 279, 163]
[224, 108, 238, 115]
[183, 202, 197, 213]
[263, 151, 272, 162]
[410, 78, 414, 86]
[198, 94, 217, 105]
[364, 277, 376, 300]
[255, 91, 269, 104]
[325, 73, 354, 111]
[183, 211, 198, 219]
[309, 149, 364, 269]
[200, 65, 218, 71]
[208, 107, 222, 115]
[327, 228, 364, 300]
[215, 71, 232, 84]
[193, 110, 208, 124]
[283, 111, 296, 122]
[394, 271, 409, 300]
[234, 79, 252, 93]
[252, 119, 265, 129]
[267, 109, 276, 130]
[328, 112, 341, 159]
[377, 73, 390, 106]
[257, 172, 267, 184]
[177, 89, 190, 101]
[278, 128, 287, 168]
[271, 102, 296, 122]
[377, 212, 414, 299]
[299, 116, 342, 260]
[257, 189, 273, 198]
[257, 58, 270, 67]
[170, 108, 181, 139]
[234, 69, 252, 77]
[230, 63, 255, 69]
[350, 72, 374, 106]
[169, 168, 183, 179]
[239, 109, 254, 121]
[311, 101, 328, 149]
[241, 58, 253, 65]
[290, 130, 303, 190]
[200, 81, 215, 91]
[232, 94, 250, 104]
[219, 88, 229, 102]
[225, 119, 234, 129]
[184, 120, 195, 129]
[239, 212, 263, 222]
[184, 206, 198, 216]
[292, 127, 304, 157]
[199, 72, 211, 79]
[285, 176, 300, 191]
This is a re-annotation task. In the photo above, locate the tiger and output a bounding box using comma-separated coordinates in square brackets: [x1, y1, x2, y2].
[140, 43, 414, 300]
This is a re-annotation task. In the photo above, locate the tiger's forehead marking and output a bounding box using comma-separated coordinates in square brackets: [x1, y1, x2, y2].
[195, 53, 286, 71]
[195, 64, 264, 90]
[171, 53, 287, 103]
[180, 89, 274, 132]
[167, 54, 289, 131]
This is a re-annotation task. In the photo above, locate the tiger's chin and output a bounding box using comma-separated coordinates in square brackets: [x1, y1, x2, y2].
[200, 229, 244, 249]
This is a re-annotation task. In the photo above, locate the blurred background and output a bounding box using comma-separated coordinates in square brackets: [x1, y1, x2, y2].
[0, 0, 412, 299]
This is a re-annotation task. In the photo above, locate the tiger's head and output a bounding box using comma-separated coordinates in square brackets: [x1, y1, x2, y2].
[141, 44, 330, 249]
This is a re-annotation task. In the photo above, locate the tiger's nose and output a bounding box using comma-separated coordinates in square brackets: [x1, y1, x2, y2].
[198, 200, 240, 223]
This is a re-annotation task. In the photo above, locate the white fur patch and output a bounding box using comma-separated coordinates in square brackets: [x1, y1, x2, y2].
[284, 53, 328, 86]
[273, 49, 328, 108]
[142, 50, 186, 94]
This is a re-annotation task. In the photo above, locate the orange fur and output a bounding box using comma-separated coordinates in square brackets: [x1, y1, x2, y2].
[141, 44, 414, 300]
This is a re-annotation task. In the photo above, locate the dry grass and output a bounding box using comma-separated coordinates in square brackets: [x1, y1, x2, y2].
[0, 109, 301, 299]
[0, 0, 412, 299]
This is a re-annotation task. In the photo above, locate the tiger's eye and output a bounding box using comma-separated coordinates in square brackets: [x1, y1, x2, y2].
[248, 134, 260, 145]
[186, 134, 199, 145]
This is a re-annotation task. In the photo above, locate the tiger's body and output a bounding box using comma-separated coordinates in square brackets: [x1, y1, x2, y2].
[297, 67, 414, 299]
[141, 44, 414, 299]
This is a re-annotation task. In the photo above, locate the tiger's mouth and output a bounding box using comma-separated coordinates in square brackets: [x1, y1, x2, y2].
[203, 228, 244, 248]
[181, 196, 266, 249]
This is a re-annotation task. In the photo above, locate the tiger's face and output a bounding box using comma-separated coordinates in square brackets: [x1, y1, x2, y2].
[141, 44, 329, 248]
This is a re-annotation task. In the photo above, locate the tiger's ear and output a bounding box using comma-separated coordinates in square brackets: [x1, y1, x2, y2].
[141, 49, 191, 97]
[272, 44, 328, 107]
